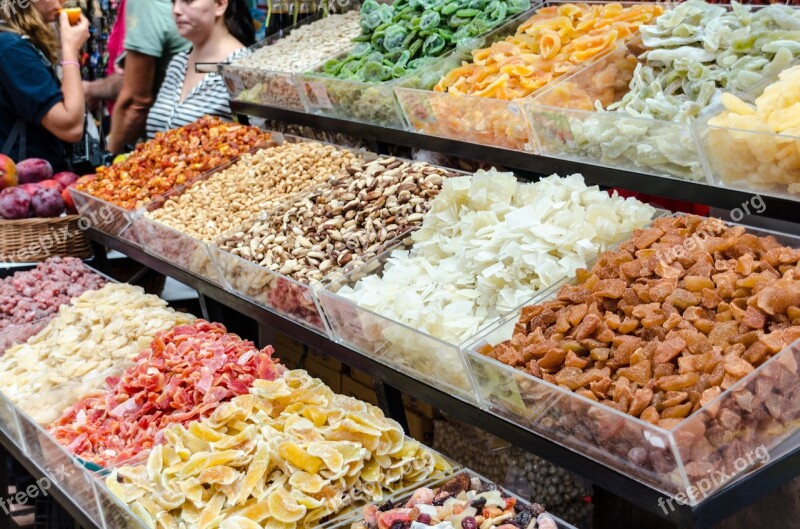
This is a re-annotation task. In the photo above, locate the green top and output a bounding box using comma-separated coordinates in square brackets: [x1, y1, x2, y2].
[124, 0, 190, 96]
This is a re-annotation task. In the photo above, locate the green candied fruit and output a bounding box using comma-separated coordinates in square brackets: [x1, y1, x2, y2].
[324, 0, 525, 82]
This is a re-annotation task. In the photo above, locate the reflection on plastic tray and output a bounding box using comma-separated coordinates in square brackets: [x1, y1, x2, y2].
[464, 221, 800, 503]
[131, 214, 225, 288]
[211, 242, 331, 335]
[0, 318, 51, 355]
[69, 188, 137, 240]
[0, 390, 22, 450]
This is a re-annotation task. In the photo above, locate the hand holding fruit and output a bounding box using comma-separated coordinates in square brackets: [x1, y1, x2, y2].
[59, 10, 90, 58]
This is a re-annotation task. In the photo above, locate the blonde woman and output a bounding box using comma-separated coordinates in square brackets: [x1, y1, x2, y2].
[0, 0, 89, 170]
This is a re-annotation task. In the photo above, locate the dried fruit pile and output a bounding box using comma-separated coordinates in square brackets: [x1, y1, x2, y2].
[0, 257, 106, 352]
[75, 116, 271, 209]
[49, 320, 283, 467]
[486, 215, 800, 428]
[0, 283, 195, 424]
[352, 472, 559, 529]
[107, 370, 451, 529]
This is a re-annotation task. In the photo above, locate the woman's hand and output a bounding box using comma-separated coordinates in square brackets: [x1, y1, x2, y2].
[59, 11, 90, 60]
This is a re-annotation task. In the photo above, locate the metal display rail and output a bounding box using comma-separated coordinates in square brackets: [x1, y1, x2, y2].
[80, 228, 800, 529]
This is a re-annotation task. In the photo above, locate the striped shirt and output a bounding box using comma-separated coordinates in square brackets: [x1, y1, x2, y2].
[146, 47, 250, 138]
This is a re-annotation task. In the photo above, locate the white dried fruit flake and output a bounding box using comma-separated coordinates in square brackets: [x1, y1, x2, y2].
[339, 171, 656, 345]
[0, 283, 195, 425]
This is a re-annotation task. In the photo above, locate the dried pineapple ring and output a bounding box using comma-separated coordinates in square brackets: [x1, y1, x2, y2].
[267, 487, 307, 523]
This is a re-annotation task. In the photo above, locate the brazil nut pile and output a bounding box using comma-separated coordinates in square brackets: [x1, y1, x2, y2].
[147, 142, 362, 242]
[218, 157, 455, 283]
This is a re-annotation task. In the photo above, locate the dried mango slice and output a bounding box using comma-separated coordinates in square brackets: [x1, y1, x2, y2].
[198, 492, 225, 529]
[267, 487, 307, 523]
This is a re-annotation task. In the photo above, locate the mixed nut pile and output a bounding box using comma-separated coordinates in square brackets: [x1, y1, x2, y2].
[218, 156, 455, 283]
[147, 141, 362, 242]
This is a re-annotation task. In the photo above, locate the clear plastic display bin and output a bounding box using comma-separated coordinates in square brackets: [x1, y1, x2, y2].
[220, 11, 353, 112]
[17, 409, 104, 522]
[210, 240, 332, 335]
[301, 2, 539, 129]
[318, 238, 481, 405]
[396, 2, 652, 152]
[94, 480, 149, 529]
[69, 188, 137, 241]
[0, 389, 22, 450]
[464, 222, 800, 503]
[340, 468, 577, 529]
[697, 104, 800, 201]
[395, 6, 541, 151]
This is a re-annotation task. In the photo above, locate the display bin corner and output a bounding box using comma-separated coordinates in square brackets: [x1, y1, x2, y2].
[463, 220, 800, 503]
[69, 188, 137, 241]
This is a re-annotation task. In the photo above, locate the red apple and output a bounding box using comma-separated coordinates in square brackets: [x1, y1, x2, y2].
[39, 179, 65, 192]
[0, 154, 17, 190]
[62, 186, 76, 213]
[53, 171, 79, 188]
[16, 158, 53, 184]
[17, 183, 42, 197]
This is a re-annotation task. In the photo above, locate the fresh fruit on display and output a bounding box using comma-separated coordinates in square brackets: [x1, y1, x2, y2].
[0, 154, 17, 190]
[17, 183, 41, 197]
[39, 179, 65, 192]
[30, 187, 65, 218]
[52, 171, 79, 189]
[0, 187, 31, 219]
[16, 158, 53, 184]
[61, 187, 76, 213]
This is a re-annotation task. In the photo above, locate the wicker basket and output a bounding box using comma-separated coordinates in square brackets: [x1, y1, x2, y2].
[0, 215, 92, 262]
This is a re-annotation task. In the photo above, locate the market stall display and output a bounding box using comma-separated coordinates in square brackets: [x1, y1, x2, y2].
[467, 215, 800, 499]
[0, 283, 196, 425]
[223, 11, 363, 111]
[320, 171, 655, 400]
[350, 471, 565, 529]
[106, 369, 453, 529]
[301, 0, 532, 128]
[396, 2, 662, 150]
[213, 156, 455, 332]
[48, 320, 284, 467]
[527, 1, 800, 181]
[0, 257, 106, 352]
[70, 117, 272, 237]
[699, 65, 800, 198]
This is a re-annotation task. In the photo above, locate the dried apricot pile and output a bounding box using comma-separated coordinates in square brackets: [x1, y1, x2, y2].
[487, 215, 800, 429]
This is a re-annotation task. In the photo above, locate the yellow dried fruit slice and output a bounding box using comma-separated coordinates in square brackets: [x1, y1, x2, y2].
[264, 518, 295, 529]
[105, 473, 145, 504]
[220, 516, 264, 529]
[130, 502, 155, 529]
[359, 458, 381, 482]
[179, 479, 205, 505]
[189, 421, 225, 442]
[156, 511, 179, 529]
[277, 442, 323, 474]
[152, 488, 186, 510]
[231, 499, 270, 522]
[180, 450, 243, 478]
[198, 492, 225, 529]
[288, 471, 328, 494]
[306, 443, 344, 473]
[198, 465, 239, 486]
[302, 405, 329, 427]
[236, 440, 272, 504]
[267, 487, 307, 523]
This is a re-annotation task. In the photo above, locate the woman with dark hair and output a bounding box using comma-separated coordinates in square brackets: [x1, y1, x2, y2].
[0, 0, 89, 169]
[145, 0, 255, 137]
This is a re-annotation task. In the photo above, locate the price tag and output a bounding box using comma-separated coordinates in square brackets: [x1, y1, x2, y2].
[307, 81, 334, 109]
